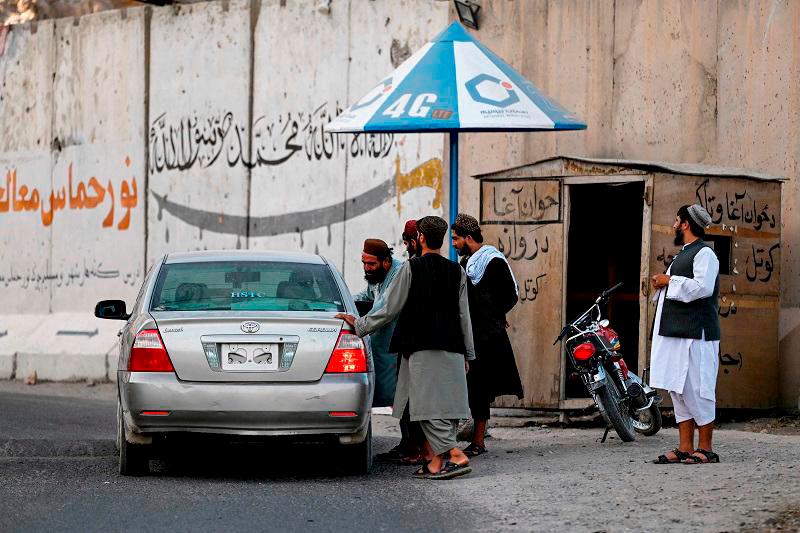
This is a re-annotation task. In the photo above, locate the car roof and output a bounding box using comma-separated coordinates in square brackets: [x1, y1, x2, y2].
[164, 250, 327, 265]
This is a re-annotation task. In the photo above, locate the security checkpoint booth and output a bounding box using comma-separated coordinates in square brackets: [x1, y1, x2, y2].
[473, 157, 784, 411]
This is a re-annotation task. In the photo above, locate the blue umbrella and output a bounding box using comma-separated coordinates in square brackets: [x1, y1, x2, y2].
[327, 21, 586, 260]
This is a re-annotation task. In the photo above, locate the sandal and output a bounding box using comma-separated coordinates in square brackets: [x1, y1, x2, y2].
[463, 443, 487, 457]
[398, 453, 427, 466]
[653, 449, 691, 464]
[683, 448, 720, 464]
[428, 461, 472, 480]
[412, 462, 434, 478]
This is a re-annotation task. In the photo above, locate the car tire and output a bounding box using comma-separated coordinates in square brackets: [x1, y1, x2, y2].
[117, 398, 150, 476]
[341, 421, 373, 475]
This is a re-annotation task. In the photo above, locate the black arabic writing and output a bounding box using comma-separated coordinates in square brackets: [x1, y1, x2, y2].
[745, 243, 780, 283]
[148, 103, 394, 174]
[519, 274, 547, 304]
[0, 260, 141, 291]
[491, 182, 559, 221]
[497, 224, 550, 262]
[695, 179, 777, 230]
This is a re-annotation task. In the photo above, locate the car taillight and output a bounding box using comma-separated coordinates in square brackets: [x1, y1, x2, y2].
[325, 332, 367, 373]
[572, 342, 596, 361]
[129, 329, 175, 372]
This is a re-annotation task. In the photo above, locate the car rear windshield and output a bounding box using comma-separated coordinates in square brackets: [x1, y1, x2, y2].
[150, 261, 345, 312]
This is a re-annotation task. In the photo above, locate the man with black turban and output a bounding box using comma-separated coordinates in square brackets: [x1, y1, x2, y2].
[337, 216, 475, 480]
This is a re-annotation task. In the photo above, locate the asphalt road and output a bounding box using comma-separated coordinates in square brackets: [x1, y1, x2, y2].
[1, 384, 799, 532]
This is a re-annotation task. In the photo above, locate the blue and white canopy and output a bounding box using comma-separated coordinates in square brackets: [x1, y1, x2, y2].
[327, 22, 586, 133]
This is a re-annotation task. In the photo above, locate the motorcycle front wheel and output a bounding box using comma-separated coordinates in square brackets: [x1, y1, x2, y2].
[632, 404, 662, 436]
[596, 379, 637, 442]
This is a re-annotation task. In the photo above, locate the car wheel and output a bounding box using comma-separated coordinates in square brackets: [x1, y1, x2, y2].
[117, 398, 149, 476]
[341, 421, 372, 475]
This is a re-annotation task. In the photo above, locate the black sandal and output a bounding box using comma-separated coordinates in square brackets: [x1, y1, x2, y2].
[653, 449, 691, 464]
[683, 448, 720, 464]
[463, 443, 487, 457]
[428, 461, 472, 480]
[412, 462, 433, 478]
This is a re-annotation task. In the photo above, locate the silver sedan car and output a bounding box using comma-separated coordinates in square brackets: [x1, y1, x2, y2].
[95, 251, 374, 476]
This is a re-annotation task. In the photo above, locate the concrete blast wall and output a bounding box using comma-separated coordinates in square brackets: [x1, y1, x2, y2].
[457, 0, 800, 410]
[0, 0, 448, 380]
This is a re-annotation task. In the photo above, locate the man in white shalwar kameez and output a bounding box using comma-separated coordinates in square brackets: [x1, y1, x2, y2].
[651, 204, 721, 465]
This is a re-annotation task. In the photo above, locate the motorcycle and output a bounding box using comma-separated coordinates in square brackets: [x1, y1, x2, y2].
[554, 283, 662, 442]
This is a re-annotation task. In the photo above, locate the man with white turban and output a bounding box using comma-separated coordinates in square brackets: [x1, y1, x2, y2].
[651, 204, 721, 465]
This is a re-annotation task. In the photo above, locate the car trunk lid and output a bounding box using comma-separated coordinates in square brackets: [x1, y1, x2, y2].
[152, 312, 344, 382]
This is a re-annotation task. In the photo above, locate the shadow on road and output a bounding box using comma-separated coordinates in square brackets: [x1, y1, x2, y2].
[140, 434, 399, 480]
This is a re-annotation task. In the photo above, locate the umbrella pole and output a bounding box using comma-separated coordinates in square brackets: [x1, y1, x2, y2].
[449, 131, 459, 262]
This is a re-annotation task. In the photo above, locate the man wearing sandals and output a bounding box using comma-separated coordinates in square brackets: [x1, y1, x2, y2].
[337, 216, 475, 479]
[651, 204, 721, 465]
[372, 223, 432, 466]
[451, 213, 524, 458]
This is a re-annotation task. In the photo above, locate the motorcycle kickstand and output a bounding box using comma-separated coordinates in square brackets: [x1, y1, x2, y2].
[599, 426, 611, 443]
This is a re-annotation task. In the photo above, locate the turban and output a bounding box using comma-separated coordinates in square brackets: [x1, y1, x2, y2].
[417, 215, 448, 242]
[452, 212, 480, 236]
[402, 220, 418, 241]
[363, 238, 392, 259]
[687, 204, 713, 228]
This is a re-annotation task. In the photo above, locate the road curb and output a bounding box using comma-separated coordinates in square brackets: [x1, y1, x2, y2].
[0, 439, 116, 458]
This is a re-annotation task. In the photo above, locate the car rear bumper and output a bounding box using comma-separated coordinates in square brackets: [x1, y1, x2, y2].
[119, 371, 372, 441]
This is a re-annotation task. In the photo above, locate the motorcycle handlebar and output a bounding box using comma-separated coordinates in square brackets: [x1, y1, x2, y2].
[556, 283, 624, 344]
[596, 282, 624, 303]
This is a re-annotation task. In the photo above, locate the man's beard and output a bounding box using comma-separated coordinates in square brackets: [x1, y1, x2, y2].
[405, 243, 420, 258]
[364, 267, 387, 284]
[456, 243, 471, 257]
[673, 228, 685, 246]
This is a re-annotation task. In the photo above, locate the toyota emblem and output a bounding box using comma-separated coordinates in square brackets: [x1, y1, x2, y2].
[240, 321, 260, 334]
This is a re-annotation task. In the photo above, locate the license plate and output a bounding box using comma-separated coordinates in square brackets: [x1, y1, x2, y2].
[220, 343, 279, 371]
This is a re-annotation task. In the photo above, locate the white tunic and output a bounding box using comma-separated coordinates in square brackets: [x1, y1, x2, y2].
[649, 245, 720, 400]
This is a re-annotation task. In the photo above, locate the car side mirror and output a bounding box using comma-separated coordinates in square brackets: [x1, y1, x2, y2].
[95, 300, 131, 321]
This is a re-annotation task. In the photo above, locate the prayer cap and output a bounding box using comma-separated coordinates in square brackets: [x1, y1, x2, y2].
[417, 216, 448, 241]
[402, 220, 418, 240]
[452, 213, 480, 236]
[687, 204, 713, 228]
[363, 238, 392, 258]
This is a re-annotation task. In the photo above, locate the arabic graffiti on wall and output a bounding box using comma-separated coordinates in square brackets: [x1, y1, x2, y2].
[695, 178, 777, 230]
[720, 352, 743, 374]
[480, 179, 561, 225]
[0, 157, 139, 230]
[148, 103, 394, 174]
[520, 273, 547, 304]
[497, 223, 550, 262]
[488, 222, 553, 305]
[745, 243, 780, 283]
[1, 259, 142, 292]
